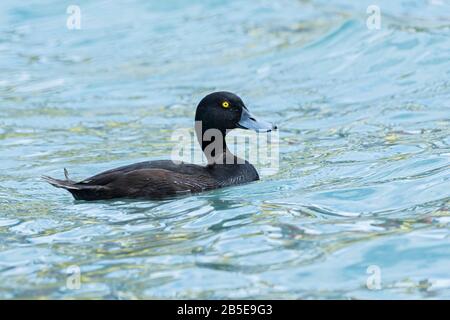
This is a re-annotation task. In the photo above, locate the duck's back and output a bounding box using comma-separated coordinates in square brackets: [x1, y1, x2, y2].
[43, 159, 259, 201]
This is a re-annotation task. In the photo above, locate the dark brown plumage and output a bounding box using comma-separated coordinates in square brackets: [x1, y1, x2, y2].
[43, 92, 276, 201]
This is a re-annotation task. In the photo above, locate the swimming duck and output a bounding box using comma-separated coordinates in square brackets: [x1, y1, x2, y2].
[43, 92, 276, 200]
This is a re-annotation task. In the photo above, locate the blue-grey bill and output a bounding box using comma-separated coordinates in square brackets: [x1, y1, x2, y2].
[237, 108, 275, 132]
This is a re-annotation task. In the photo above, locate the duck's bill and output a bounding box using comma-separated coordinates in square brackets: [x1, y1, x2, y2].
[237, 108, 276, 132]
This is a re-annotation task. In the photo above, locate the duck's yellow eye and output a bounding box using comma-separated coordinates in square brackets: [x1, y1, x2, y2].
[222, 101, 230, 108]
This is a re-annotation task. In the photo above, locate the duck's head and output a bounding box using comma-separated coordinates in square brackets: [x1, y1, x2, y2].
[195, 91, 277, 135]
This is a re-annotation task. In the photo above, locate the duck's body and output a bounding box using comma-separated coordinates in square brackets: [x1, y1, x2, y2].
[43, 158, 259, 200]
[43, 92, 275, 201]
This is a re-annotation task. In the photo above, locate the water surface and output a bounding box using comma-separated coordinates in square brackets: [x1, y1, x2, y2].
[0, 0, 449, 299]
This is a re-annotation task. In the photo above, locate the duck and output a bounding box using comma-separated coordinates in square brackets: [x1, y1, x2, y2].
[42, 91, 277, 201]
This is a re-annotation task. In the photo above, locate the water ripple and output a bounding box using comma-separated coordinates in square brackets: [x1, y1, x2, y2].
[0, 0, 449, 299]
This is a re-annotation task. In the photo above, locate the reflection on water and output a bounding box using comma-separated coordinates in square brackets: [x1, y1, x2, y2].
[0, 0, 449, 299]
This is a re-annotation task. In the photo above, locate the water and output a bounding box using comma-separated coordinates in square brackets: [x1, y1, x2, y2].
[0, 0, 449, 299]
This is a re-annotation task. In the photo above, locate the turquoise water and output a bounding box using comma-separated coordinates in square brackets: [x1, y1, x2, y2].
[1, 0, 450, 299]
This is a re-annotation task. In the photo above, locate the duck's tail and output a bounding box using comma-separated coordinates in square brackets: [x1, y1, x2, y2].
[42, 168, 80, 190]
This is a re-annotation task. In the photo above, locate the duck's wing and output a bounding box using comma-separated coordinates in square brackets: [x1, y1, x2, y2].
[83, 160, 206, 184]
[43, 167, 217, 201]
